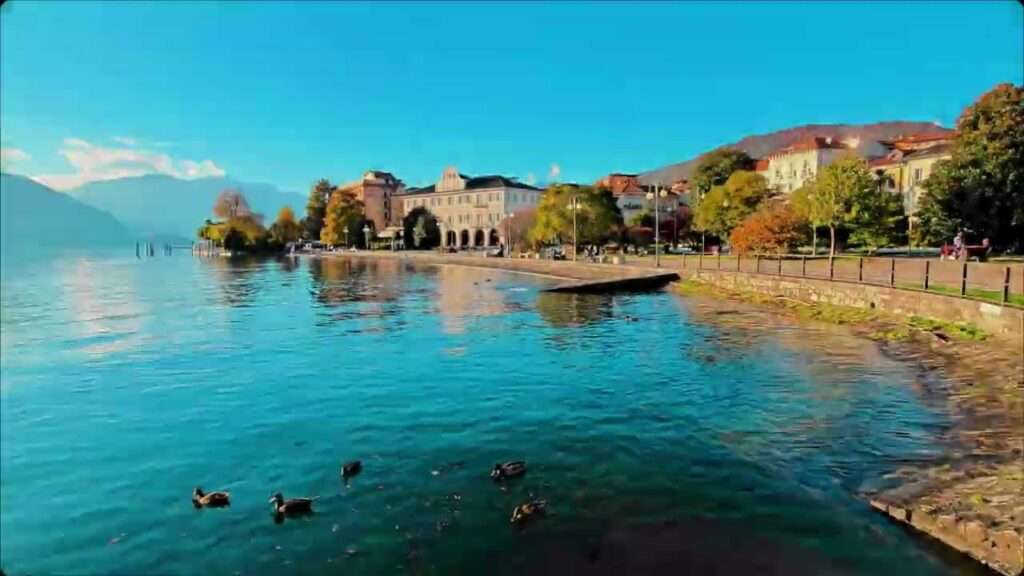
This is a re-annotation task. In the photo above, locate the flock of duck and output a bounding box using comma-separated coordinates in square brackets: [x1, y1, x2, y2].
[191, 459, 547, 526]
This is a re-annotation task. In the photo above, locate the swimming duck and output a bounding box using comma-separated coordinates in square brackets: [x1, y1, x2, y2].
[192, 487, 230, 508]
[510, 500, 546, 525]
[491, 461, 526, 481]
[341, 460, 363, 479]
[269, 493, 314, 516]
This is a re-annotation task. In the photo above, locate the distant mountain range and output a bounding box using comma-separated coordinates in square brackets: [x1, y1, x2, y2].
[1, 173, 132, 250]
[67, 174, 305, 238]
[640, 121, 953, 185]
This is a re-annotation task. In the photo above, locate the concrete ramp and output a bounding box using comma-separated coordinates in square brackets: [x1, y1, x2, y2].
[545, 271, 679, 293]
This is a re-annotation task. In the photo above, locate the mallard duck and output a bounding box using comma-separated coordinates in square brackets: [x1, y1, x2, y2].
[510, 500, 546, 525]
[192, 487, 230, 508]
[491, 461, 526, 481]
[341, 460, 362, 479]
[269, 493, 314, 516]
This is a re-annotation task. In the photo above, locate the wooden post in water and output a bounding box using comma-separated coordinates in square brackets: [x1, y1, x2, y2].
[960, 261, 968, 297]
[923, 260, 930, 290]
[1002, 266, 1011, 304]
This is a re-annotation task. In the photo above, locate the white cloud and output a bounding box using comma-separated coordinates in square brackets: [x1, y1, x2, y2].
[112, 136, 138, 146]
[548, 163, 561, 181]
[1, 147, 31, 168]
[33, 137, 226, 190]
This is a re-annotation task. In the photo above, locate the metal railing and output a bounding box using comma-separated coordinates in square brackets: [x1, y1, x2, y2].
[679, 253, 1023, 308]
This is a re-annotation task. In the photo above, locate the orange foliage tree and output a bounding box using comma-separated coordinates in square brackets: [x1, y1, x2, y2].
[729, 203, 807, 255]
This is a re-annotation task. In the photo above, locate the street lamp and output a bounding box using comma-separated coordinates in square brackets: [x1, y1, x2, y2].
[505, 212, 515, 259]
[343, 227, 349, 248]
[646, 187, 668, 267]
[566, 196, 580, 262]
[362, 224, 371, 250]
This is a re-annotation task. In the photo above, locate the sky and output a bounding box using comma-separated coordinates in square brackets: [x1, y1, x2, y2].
[1, 1, 1021, 193]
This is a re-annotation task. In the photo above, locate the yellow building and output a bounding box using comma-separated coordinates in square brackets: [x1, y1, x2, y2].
[869, 133, 952, 215]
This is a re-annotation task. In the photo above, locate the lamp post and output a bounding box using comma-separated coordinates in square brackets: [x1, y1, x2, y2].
[646, 187, 668, 267]
[362, 224, 371, 251]
[343, 227, 349, 248]
[505, 212, 514, 259]
[699, 191, 706, 255]
[567, 196, 579, 262]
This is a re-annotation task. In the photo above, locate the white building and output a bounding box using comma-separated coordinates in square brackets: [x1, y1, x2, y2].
[762, 136, 886, 193]
[398, 167, 543, 248]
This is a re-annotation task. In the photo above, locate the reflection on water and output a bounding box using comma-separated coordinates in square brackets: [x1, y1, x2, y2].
[0, 252, 986, 576]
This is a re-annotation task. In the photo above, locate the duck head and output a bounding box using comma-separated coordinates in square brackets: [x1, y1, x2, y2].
[268, 493, 284, 506]
[193, 487, 205, 498]
[490, 464, 503, 479]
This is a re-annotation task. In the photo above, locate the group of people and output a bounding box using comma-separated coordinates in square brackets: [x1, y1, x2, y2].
[945, 231, 992, 261]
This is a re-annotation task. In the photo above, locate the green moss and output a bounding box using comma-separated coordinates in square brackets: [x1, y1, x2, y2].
[675, 279, 989, 342]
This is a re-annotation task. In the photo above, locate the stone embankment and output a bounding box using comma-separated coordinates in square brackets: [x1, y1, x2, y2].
[326, 251, 678, 292]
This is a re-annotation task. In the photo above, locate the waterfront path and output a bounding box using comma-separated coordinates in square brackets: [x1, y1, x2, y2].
[324, 250, 679, 292]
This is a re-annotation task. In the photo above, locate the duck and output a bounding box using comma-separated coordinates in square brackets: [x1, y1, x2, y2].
[510, 500, 546, 525]
[491, 461, 526, 481]
[269, 493, 314, 516]
[341, 460, 363, 479]
[192, 487, 230, 508]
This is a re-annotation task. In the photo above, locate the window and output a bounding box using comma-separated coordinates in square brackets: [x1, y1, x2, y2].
[913, 168, 923, 184]
[447, 196, 452, 205]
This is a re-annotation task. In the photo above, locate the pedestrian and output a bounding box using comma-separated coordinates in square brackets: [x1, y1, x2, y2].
[953, 230, 964, 260]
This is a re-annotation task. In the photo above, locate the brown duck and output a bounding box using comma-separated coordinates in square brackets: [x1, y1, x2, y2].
[510, 500, 546, 525]
[192, 487, 230, 508]
[491, 461, 526, 481]
[269, 492, 314, 516]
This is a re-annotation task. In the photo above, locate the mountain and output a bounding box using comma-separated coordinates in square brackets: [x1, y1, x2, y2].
[1, 173, 132, 250]
[68, 174, 305, 238]
[640, 121, 953, 185]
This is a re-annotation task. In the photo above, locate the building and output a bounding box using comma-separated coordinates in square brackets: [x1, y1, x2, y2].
[334, 170, 405, 231]
[762, 136, 887, 194]
[398, 166, 543, 248]
[869, 133, 952, 215]
[594, 173, 680, 224]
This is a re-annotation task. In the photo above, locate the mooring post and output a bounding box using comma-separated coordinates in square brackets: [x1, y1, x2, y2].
[960, 261, 968, 297]
[923, 260, 930, 290]
[1002, 266, 1011, 304]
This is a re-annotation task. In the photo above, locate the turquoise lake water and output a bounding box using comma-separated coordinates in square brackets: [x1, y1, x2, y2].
[0, 252, 985, 575]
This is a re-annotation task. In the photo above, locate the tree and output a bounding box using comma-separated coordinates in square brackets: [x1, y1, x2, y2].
[498, 208, 537, 251]
[692, 148, 755, 197]
[729, 203, 807, 255]
[402, 206, 440, 249]
[320, 188, 365, 246]
[528, 184, 622, 247]
[692, 170, 770, 238]
[268, 206, 301, 247]
[791, 155, 876, 257]
[917, 83, 1024, 251]
[848, 180, 906, 253]
[213, 188, 253, 220]
[302, 179, 331, 241]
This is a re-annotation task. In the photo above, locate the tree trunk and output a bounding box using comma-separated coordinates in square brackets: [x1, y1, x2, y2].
[829, 225, 836, 258]
[811, 225, 817, 256]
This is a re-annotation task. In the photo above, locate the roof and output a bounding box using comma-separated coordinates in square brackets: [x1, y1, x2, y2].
[767, 136, 848, 157]
[754, 158, 770, 171]
[398, 174, 541, 196]
[881, 132, 954, 152]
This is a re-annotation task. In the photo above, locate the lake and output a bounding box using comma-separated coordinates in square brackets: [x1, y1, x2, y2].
[0, 251, 984, 575]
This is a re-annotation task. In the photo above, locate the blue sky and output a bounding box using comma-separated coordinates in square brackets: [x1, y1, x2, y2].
[1, 1, 1021, 193]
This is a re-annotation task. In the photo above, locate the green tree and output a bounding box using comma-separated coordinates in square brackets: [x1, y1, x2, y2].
[302, 179, 331, 240]
[692, 148, 755, 197]
[917, 83, 1024, 250]
[847, 181, 906, 253]
[528, 184, 622, 247]
[402, 206, 440, 249]
[693, 170, 770, 238]
[791, 155, 876, 257]
[321, 188, 366, 246]
[268, 206, 301, 247]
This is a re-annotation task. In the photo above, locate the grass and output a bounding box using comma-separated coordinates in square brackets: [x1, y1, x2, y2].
[675, 279, 989, 342]
[894, 281, 1024, 307]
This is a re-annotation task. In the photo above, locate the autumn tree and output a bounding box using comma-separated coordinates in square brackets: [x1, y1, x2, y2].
[693, 170, 770, 238]
[498, 208, 536, 251]
[528, 184, 622, 247]
[729, 203, 807, 255]
[917, 83, 1024, 251]
[302, 179, 331, 240]
[691, 148, 755, 197]
[213, 188, 252, 220]
[320, 188, 366, 246]
[268, 206, 301, 246]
